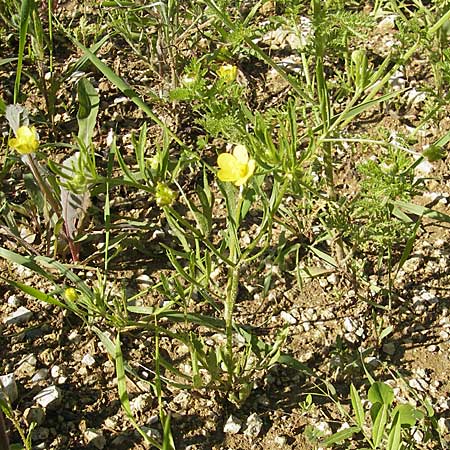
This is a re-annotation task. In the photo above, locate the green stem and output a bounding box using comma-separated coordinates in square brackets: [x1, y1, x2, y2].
[224, 191, 244, 382]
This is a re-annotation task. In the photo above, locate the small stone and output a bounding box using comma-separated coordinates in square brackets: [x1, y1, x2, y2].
[382, 342, 396, 355]
[84, 428, 106, 449]
[104, 416, 118, 429]
[172, 391, 190, 410]
[274, 435, 287, 446]
[24, 406, 46, 426]
[243, 413, 263, 437]
[81, 354, 96, 367]
[427, 344, 438, 352]
[68, 330, 81, 343]
[409, 378, 426, 392]
[34, 385, 62, 409]
[343, 317, 355, 333]
[438, 417, 450, 433]
[141, 426, 161, 442]
[7, 295, 20, 307]
[31, 369, 49, 383]
[0, 373, 18, 403]
[413, 429, 424, 443]
[15, 354, 37, 378]
[327, 273, 338, 284]
[50, 365, 61, 378]
[4, 306, 33, 325]
[130, 393, 152, 414]
[280, 311, 297, 325]
[223, 415, 242, 434]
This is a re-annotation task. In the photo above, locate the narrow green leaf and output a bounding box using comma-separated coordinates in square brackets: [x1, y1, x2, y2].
[0, 247, 52, 279]
[350, 384, 365, 428]
[320, 426, 361, 446]
[77, 78, 99, 148]
[393, 200, 450, 223]
[14, 0, 34, 102]
[372, 404, 388, 448]
[114, 334, 161, 448]
[387, 414, 401, 450]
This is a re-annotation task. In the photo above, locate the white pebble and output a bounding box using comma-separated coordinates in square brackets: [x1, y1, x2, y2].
[34, 385, 62, 409]
[84, 429, 106, 449]
[81, 354, 96, 367]
[223, 415, 242, 434]
[0, 373, 18, 403]
[244, 413, 263, 437]
[280, 311, 297, 325]
[4, 306, 33, 325]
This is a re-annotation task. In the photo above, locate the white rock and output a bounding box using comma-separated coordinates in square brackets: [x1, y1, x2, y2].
[82, 353, 96, 367]
[223, 415, 242, 434]
[315, 421, 332, 435]
[438, 417, 450, 433]
[68, 330, 81, 343]
[130, 393, 152, 414]
[280, 311, 297, 325]
[243, 413, 263, 437]
[34, 385, 62, 409]
[15, 354, 37, 378]
[7, 295, 20, 307]
[4, 306, 33, 325]
[0, 373, 18, 403]
[274, 435, 287, 446]
[50, 365, 61, 378]
[141, 426, 161, 442]
[413, 428, 424, 443]
[409, 378, 425, 392]
[343, 317, 355, 333]
[31, 369, 49, 383]
[378, 14, 397, 30]
[84, 428, 106, 449]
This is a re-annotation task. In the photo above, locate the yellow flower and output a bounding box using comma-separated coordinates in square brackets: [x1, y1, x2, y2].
[64, 288, 78, 302]
[217, 64, 238, 83]
[217, 145, 255, 186]
[9, 125, 39, 154]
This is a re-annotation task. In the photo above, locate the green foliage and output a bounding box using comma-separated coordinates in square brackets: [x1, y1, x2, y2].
[320, 380, 428, 449]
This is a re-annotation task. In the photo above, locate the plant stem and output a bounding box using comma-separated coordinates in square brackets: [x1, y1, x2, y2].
[0, 410, 9, 450]
[224, 191, 244, 382]
[25, 155, 79, 261]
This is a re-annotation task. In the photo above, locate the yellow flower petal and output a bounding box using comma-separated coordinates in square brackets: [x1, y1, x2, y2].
[9, 125, 39, 154]
[233, 144, 249, 165]
[217, 146, 255, 186]
[234, 159, 256, 186]
[217, 153, 243, 182]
